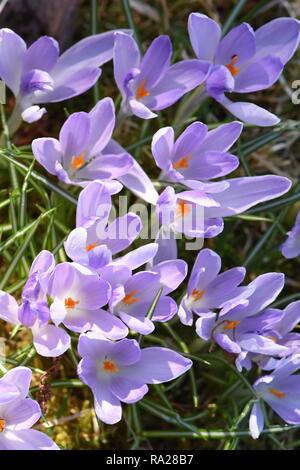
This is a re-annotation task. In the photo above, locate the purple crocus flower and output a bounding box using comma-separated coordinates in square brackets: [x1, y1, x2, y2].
[196, 273, 288, 363]
[0, 28, 128, 123]
[113, 32, 210, 120]
[250, 354, 300, 439]
[109, 259, 187, 334]
[152, 121, 242, 188]
[281, 211, 300, 259]
[77, 330, 192, 424]
[154, 172, 291, 257]
[0, 251, 70, 357]
[32, 97, 132, 187]
[47, 262, 127, 340]
[64, 181, 142, 271]
[178, 248, 246, 326]
[238, 300, 300, 372]
[188, 14, 300, 126]
[0, 367, 58, 450]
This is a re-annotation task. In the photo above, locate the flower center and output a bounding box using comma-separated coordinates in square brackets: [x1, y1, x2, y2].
[135, 79, 150, 100]
[122, 290, 140, 305]
[173, 154, 192, 170]
[70, 152, 85, 171]
[64, 297, 80, 309]
[86, 243, 99, 252]
[176, 200, 191, 217]
[191, 288, 206, 301]
[268, 388, 286, 399]
[103, 360, 119, 373]
[226, 55, 241, 76]
[223, 320, 241, 330]
[0, 419, 6, 432]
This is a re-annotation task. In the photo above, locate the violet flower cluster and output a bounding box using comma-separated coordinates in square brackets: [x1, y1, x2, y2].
[0, 11, 299, 450]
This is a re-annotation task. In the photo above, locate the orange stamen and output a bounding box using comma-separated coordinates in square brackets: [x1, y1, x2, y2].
[103, 360, 119, 373]
[191, 288, 206, 301]
[0, 419, 6, 432]
[176, 200, 191, 218]
[70, 152, 85, 171]
[268, 336, 278, 343]
[64, 297, 80, 309]
[86, 243, 99, 252]
[135, 79, 150, 100]
[226, 55, 241, 76]
[269, 388, 286, 399]
[122, 290, 140, 305]
[224, 320, 241, 330]
[173, 154, 192, 170]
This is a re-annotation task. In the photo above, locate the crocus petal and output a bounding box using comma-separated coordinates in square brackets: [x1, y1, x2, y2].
[59, 112, 90, 163]
[206, 65, 234, 101]
[206, 176, 292, 217]
[76, 180, 112, 228]
[151, 296, 178, 322]
[0, 383, 22, 405]
[215, 23, 256, 66]
[123, 347, 192, 384]
[93, 382, 122, 425]
[88, 97, 115, 155]
[0, 291, 20, 325]
[78, 356, 123, 425]
[139, 35, 172, 89]
[188, 13, 221, 61]
[234, 56, 283, 93]
[249, 402, 264, 439]
[0, 28, 26, 95]
[102, 214, 142, 255]
[150, 259, 187, 295]
[109, 376, 148, 404]
[225, 273, 285, 319]
[0, 367, 32, 399]
[151, 126, 174, 172]
[90, 309, 128, 340]
[200, 121, 243, 152]
[219, 96, 280, 127]
[118, 155, 159, 204]
[5, 398, 40, 430]
[151, 226, 178, 266]
[118, 311, 155, 335]
[113, 243, 158, 270]
[173, 122, 208, 159]
[214, 333, 241, 354]
[24, 36, 59, 72]
[183, 150, 239, 180]
[255, 18, 300, 65]
[129, 98, 157, 119]
[195, 313, 216, 340]
[64, 227, 88, 265]
[238, 333, 288, 355]
[178, 298, 193, 326]
[110, 339, 141, 365]
[52, 30, 124, 76]
[147, 60, 210, 109]
[113, 32, 141, 95]
[32, 324, 70, 357]
[78, 330, 112, 359]
[188, 248, 221, 295]
[32, 137, 63, 175]
[0, 429, 59, 450]
[21, 106, 47, 123]
[278, 301, 300, 337]
[78, 152, 133, 181]
[35, 67, 101, 103]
